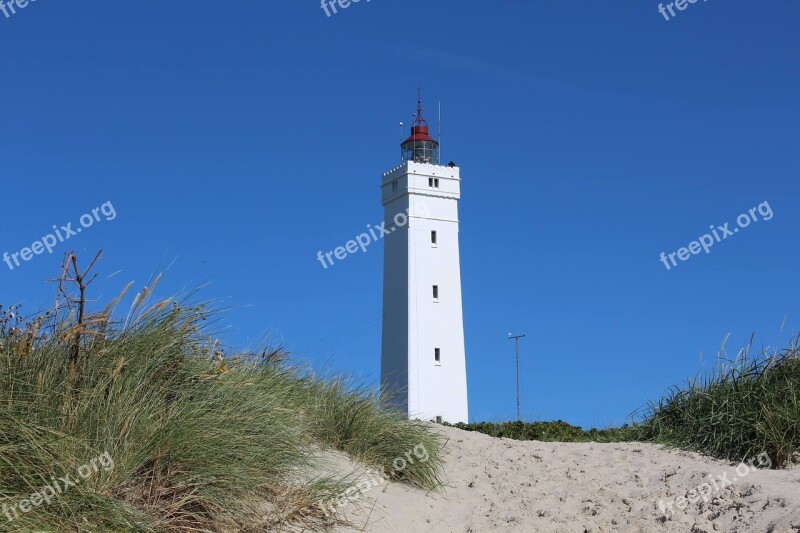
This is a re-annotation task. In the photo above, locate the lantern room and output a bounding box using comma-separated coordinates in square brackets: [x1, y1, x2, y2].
[401, 98, 439, 165]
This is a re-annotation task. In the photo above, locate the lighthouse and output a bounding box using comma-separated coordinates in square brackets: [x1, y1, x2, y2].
[380, 97, 469, 424]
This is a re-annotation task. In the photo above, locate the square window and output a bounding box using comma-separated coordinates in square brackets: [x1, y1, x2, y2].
[434, 348, 441, 363]
[428, 178, 439, 188]
[435, 416, 443, 424]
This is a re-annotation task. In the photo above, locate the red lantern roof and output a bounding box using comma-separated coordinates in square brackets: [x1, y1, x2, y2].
[403, 124, 436, 144]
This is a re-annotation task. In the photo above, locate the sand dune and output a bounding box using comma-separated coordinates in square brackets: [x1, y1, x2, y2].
[334, 425, 800, 532]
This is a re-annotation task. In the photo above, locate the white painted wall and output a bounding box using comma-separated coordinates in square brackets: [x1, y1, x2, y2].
[381, 161, 469, 423]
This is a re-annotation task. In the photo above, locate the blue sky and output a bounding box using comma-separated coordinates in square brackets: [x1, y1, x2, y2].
[1, 0, 798, 428]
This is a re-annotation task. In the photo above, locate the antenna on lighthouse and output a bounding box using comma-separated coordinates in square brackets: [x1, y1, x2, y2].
[438, 100, 442, 159]
[414, 86, 423, 126]
[398, 122, 404, 162]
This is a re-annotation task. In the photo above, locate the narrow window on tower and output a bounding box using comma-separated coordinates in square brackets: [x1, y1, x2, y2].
[434, 348, 441, 365]
[431, 230, 437, 247]
[432, 285, 439, 302]
[392, 180, 398, 193]
[428, 177, 439, 188]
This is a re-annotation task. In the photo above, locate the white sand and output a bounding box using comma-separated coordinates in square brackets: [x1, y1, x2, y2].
[331, 425, 800, 533]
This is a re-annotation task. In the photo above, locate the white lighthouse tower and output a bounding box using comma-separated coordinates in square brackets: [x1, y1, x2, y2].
[380, 97, 469, 424]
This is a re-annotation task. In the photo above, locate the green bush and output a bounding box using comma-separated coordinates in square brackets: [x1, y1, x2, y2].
[446, 420, 633, 443]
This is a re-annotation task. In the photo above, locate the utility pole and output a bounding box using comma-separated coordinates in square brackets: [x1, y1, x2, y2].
[507, 332, 526, 421]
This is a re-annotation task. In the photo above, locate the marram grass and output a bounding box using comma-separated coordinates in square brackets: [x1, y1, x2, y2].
[0, 291, 444, 532]
[633, 339, 800, 468]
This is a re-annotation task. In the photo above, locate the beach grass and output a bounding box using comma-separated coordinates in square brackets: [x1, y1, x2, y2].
[0, 282, 444, 532]
[633, 338, 800, 468]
